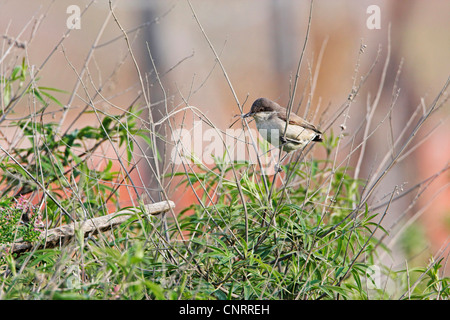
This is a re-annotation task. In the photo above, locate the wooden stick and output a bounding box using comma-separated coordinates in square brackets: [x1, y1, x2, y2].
[1, 200, 175, 255]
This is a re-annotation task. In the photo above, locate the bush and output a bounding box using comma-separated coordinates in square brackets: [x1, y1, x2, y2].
[0, 6, 448, 300]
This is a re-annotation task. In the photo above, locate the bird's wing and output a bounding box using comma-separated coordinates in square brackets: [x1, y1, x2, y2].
[278, 111, 322, 134]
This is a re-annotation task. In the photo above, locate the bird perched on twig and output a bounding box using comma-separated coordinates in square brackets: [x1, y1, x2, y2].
[243, 97, 323, 153]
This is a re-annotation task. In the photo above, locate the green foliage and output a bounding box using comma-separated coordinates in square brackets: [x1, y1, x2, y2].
[1, 57, 68, 111]
[0, 196, 42, 246]
[0, 61, 448, 300]
[166, 150, 381, 299]
[0, 196, 43, 268]
[0, 60, 148, 226]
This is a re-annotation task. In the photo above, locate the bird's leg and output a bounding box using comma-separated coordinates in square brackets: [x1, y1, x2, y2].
[274, 151, 290, 173]
[278, 152, 290, 172]
[274, 162, 283, 173]
[275, 134, 291, 172]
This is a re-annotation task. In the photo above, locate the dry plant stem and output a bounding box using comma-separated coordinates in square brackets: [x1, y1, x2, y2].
[256, 0, 314, 251]
[187, 0, 252, 244]
[367, 95, 448, 186]
[0, 14, 33, 64]
[287, 47, 378, 197]
[144, 44, 165, 181]
[362, 76, 450, 203]
[353, 24, 391, 182]
[274, 0, 314, 202]
[145, 42, 170, 242]
[322, 76, 449, 241]
[396, 117, 447, 163]
[0, 1, 95, 124]
[63, 16, 183, 137]
[321, 41, 381, 134]
[388, 58, 404, 157]
[108, 2, 185, 244]
[319, 89, 397, 201]
[58, 1, 114, 130]
[186, 0, 240, 110]
[94, 4, 177, 49]
[170, 109, 246, 257]
[108, 0, 156, 171]
[378, 179, 450, 263]
[293, 73, 311, 116]
[313, 187, 396, 300]
[284, 0, 314, 140]
[1, 200, 175, 255]
[303, 36, 328, 120]
[254, 144, 314, 250]
[107, 0, 160, 180]
[399, 240, 450, 300]
[294, 41, 374, 291]
[184, 9, 265, 209]
[61, 44, 139, 138]
[61, 47, 141, 204]
[371, 162, 449, 212]
[13, 99, 139, 202]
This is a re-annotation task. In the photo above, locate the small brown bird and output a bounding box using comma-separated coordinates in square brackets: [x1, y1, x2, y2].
[243, 98, 323, 153]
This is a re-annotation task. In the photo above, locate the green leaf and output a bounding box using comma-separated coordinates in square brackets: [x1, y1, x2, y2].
[36, 86, 69, 94]
[3, 82, 11, 106]
[10, 65, 22, 81]
[38, 90, 65, 108]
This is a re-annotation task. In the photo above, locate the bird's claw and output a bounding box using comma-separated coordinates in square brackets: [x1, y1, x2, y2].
[275, 163, 283, 173]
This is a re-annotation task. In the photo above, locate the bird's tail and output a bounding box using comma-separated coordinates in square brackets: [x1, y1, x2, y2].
[313, 133, 323, 142]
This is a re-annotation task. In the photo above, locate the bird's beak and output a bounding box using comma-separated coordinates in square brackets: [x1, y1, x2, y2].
[242, 112, 253, 118]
